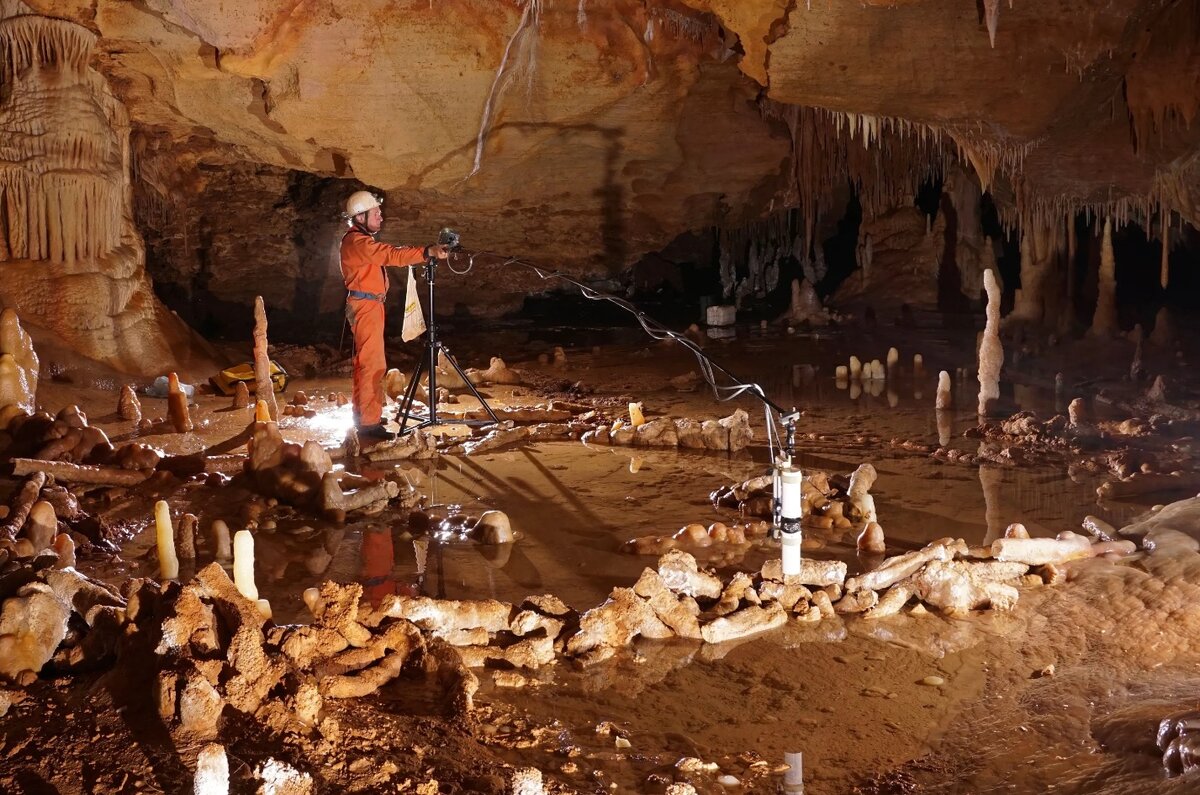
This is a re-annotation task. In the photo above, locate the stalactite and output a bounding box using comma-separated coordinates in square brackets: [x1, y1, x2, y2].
[649, 7, 719, 43]
[983, 0, 1001, 48]
[0, 16, 94, 88]
[758, 99, 948, 223]
[466, 0, 543, 181]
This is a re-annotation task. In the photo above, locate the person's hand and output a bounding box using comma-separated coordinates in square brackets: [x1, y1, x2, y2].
[426, 244, 449, 260]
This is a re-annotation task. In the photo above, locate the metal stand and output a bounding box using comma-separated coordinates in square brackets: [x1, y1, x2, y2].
[394, 257, 500, 435]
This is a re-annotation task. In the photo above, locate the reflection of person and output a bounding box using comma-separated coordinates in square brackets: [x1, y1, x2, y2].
[340, 191, 448, 439]
[359, 528, 396, 607]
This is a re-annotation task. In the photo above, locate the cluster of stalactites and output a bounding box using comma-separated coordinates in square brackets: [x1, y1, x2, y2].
[0, 15, 124, 264]
[0, 15, 95, 88]
[1123, 0, 1200, 153]
[758, 98, 949, 223]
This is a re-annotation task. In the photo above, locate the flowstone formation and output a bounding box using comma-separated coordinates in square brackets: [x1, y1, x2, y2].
[0, 10, 211, 374]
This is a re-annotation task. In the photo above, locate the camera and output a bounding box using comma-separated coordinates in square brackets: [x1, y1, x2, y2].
[438, 228, 461, 250]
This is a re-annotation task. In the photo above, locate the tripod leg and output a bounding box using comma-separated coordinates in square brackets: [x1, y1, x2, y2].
[395, 351, 428, 435]
[441, 346, 501, 424]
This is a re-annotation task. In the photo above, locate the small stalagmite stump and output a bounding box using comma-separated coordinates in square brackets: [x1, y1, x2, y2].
[232, 381, 250, 409]
[22, 500, 57, 552]
[1068, 398, 1087, 428]
[857, 521, 886, 554]
[117, 385, 141, 422]
[167, 372, 194, 433]
[176, 513, 198, 560]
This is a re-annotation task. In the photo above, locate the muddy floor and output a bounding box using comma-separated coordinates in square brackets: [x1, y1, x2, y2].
[4, 309, 1200, 794]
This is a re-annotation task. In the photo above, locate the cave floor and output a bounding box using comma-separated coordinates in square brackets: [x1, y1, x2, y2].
[6, 314, 1200, 794]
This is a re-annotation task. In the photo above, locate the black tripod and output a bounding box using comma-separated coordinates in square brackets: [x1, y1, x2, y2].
[393, 256, 500, 435]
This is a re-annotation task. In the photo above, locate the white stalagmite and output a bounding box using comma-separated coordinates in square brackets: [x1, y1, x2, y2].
[233, 529, 258, 602]
[886, 347, 899, 377]
[155, 500, 178, 581]
[1090, 218, 1118, 336]
[977, 269, 1003, 416]
[849, 356, 862, 381]
[935, 370, 952, 409]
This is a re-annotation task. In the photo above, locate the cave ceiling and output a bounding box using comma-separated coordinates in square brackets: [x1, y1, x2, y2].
[15, 0, 1200, 274]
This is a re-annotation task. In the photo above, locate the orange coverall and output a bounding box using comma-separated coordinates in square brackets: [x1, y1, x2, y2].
[340, 229, 427, 427]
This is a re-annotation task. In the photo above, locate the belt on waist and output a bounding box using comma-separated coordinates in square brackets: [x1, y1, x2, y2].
[347, 289, 385, 302]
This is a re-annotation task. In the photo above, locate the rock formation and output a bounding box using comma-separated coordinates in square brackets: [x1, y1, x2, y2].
[0, 10, 214, 375]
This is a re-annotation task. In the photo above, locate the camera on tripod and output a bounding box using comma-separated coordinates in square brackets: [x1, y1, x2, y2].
[437, 228, 461, 251]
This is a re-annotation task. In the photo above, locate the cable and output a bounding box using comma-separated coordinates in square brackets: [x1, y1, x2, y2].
[455, 248, 798, 463]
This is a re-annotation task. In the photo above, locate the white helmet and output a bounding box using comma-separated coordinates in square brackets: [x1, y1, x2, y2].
[344, 190, 382, 218]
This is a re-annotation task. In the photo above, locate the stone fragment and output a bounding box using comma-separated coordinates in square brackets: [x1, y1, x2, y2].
[473, 510, 514, 544]
[761, 557, 847, 588]
[700, 603, 787, 644]
[658, 550, 722, 599]
[0, 582, 70, 680]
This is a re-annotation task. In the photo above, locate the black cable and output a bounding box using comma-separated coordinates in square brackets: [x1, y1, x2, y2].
[453, 249, 798, 453]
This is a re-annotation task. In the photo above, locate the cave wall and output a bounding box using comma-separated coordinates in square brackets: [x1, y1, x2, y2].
[2, 0, 1196, 347]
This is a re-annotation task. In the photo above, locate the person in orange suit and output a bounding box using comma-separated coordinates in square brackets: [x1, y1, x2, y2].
[340, 191, 447, 439]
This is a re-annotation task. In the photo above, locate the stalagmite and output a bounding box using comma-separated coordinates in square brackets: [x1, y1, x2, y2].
[847, 463, 878, 523]
[167, 372, 193, 433]
[1160, 211, 1170, 290]
[936, 371, 952, 409]
[857, 522, 886, 554]
[210, 520, 232, 562]
[1090, 218, 1118, 336]
[232, 382, 250, 409]
[913, 353, 924, 378]
[1151, 308, 1174, 347]
[628, 402, 645, 427]
[117, 385, 141, 422]
[156, 500, 179, 581]
[1068, 398, 1087, 428]
[977, 269, 1003, 417]
[253, 297, 278, 421]
[52, 532, 75, 569]
[886, 347, 899, 378]
[849, 356, 862, 381]
[835, 365, 848, 381]
[176, 513, 197, 560]
[23, 500, 57, 551]
[233, 530, 258, 601]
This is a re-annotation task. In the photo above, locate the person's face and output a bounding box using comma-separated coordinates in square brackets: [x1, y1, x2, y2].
[365, 206, 383, 233]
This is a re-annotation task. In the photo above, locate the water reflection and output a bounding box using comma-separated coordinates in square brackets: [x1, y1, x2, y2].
[783, 751, 805, 794]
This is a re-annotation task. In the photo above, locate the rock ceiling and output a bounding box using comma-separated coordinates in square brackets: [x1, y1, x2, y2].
[0, 0, 1197, 365]
[25, 0, 1200, 251]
